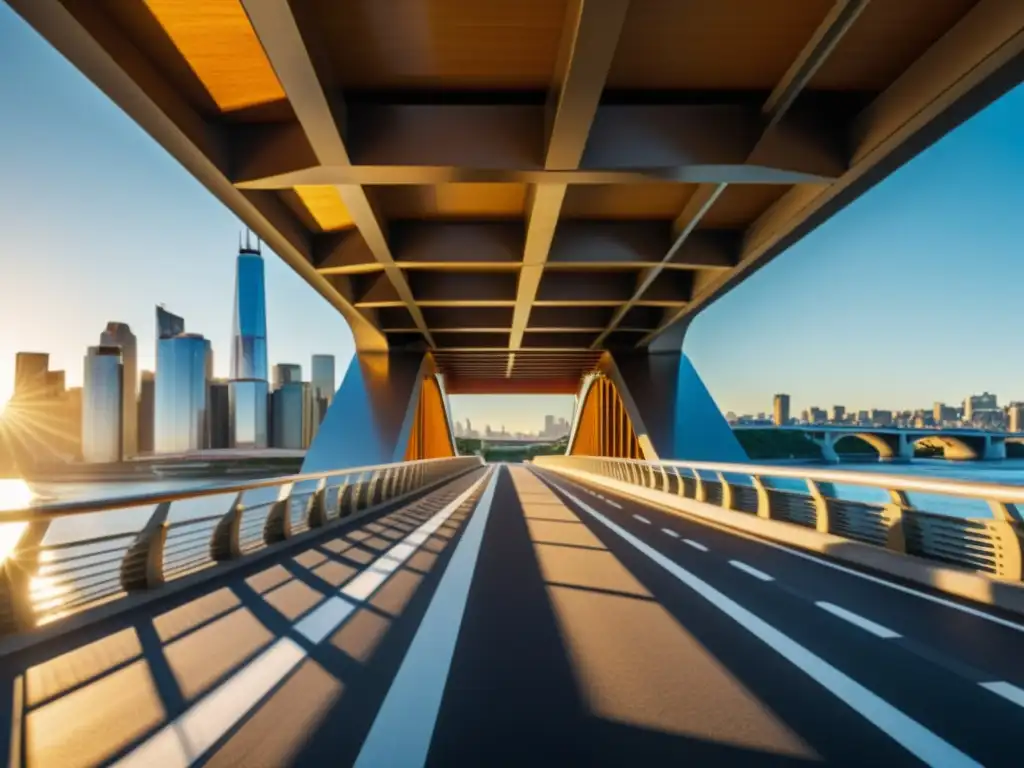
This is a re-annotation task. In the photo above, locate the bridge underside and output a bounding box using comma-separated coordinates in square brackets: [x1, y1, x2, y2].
[8, 0, 1024, 398]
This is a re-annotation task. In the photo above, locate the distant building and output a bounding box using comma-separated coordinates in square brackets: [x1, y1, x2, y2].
[100, 322, 138, 458]
[45, 370, 65, 398]
[155, 334, 210, 453]
[311, 354, 335, 404]
[808, 407, 826, 424]
[230, 234, 270, 448]
[1009, 403, 1024, 433]
[138, 370, 155, 453]
[830, 405, 846, 423]
[14, 352, 49, 396]
[933, 402, 957, 424]
[772, 394, 790, 426]
[272, 364, 302, 390]
[156, 305, 185, 340]
[856, 410, 869, 424]
[229, 380, 269, 449]
[82, 346, 123, 463]
[870, 409, 893, 426]
[272, 382, 314, 449]
[964, 392, 999, 424]
[208, 379, 231, 449]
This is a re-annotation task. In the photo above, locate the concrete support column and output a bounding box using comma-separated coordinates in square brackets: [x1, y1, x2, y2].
[984, 436, 1007, 461]
[603, 351, 746, 462]
[811, 433, 841, 464]
[302, 351, 431, 473]
[897, 433, 916, 461]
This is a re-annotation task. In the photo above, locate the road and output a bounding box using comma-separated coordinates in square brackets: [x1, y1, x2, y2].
[1, 464, 1022, 766]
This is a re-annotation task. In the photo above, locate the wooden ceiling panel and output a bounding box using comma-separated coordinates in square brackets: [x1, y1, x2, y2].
[561, 184, 697, 220]
[307, 0, 568, 90]
[810, 0, 978, 90]
[370, 183, 528, 219]
[292, 186, 354, 231]
[699, 185, 791, 229]
[140, 0, 286, 112]
[608, 0, 833, 89]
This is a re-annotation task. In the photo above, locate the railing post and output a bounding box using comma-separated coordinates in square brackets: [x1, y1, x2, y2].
[806, 479, 831, 533]
[264, 483, 294, 545]
[394, 464, 409, 496]
[211, 492, 245, 561]
[987, 500, 1024, 523]
[752, 476, 772, 519]
[0, 521, 51, 633]
[717, 472, 733, 510]
[338, 477, 358, 517]
[693, 470, 706, 503]
[989, 520, 1024, 580]
[306, 478, 328, 528]
[121, 502, 172, 591]
[882, 489, 908, 553]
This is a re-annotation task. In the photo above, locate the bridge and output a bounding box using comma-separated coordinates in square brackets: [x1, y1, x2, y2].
[734, 424, 1021, 462]
[4, 0, 1024, 764]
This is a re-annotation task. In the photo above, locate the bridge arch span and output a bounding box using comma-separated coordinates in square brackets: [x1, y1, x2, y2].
[910, 434, 980, 461]
[832, 433, 897, 459]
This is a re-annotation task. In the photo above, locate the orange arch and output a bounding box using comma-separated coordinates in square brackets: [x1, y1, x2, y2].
[569, 375, 643, 459]
[404, 375, 457, 460]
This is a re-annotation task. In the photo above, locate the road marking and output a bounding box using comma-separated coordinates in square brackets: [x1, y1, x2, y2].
[606, 499, 623, 509]
[980, 681, 1024, 709]
[744, 536, 1024, 634]
[661, 528, 680, 538]
[354, 466, 501, 767]
[730, 561, 774, 582]
[541, 479, 982, 768]
[816, 602, 901, 639]
[116, 470, 493, 767]
[632, 514, 651, 524]
[684, 539, 708, 552]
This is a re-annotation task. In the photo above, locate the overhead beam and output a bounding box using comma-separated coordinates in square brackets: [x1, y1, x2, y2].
[506, 0, 631, 376]
[4, 0, 385, 351]
[240, 0, 434, 348]
[601, 0, 867, 349]
[641, 0, 1024, 351]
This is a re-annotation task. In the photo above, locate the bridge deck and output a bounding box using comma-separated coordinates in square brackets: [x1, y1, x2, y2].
[3, 465, 1023, 766]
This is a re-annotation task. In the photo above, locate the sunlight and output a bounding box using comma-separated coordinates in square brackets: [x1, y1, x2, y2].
[0, 479, 32, 564]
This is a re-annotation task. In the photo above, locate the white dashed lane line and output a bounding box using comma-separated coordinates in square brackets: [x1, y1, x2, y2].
[729, 560, 774, 582]
[606, 499, 623, 509]
[661, 528, 680, 538]
[980, 681, 1024, 710]
[816, 602, 901, 639]
[632, 514, 651, 524]
[684, 539, 708, 552]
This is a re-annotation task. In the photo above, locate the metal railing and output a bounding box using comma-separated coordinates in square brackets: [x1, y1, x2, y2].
[0, 456, 483, 634]
[534, 456, 1024, 581]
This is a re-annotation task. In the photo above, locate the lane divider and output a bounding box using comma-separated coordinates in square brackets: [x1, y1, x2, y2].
[684, 539, 708, 552]
[816, 602, 901, 640]
[632, 514, 651, 525]
[979, 681, 1024, 710]
[116, 468, 494, 768]
[538, 474, 983, 768]
[729, 561, 774, 582]
[661, 528, 680, 538]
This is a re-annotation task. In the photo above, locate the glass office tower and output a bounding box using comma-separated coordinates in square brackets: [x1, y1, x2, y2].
[82, 346, 123, 463]
[100, 322, 138, 458]
[230, 246, 268, 382]
[138, 370, 155, 453]
[207, 379, 230, 449]
[311, 355, 335, 403]
[272, 382, 314, 449]
[272, 363, 301, 390]
[229, 379, 269, 449]
[155, 334, 210, 453]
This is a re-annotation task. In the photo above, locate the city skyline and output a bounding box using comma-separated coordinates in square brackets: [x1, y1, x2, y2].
[6, 5, 1024, 433]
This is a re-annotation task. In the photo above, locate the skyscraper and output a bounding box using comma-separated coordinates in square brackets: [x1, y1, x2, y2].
[156, 305, 185, 340]
[100, 322, 138, 458]
[208, 379, 230, 449]
[272, 382, 314, 449]
[311, 355, 335, 403]
[231, 235, 268, 382]
[155, 334, 210, 453]
[14, 352, 49, 397]
[773, 394, 790, 426]
[229, 234, 270, 448]
[273, 363, 302, 390]
[82, 346, 123, 463]
[138, 370, 155, 453]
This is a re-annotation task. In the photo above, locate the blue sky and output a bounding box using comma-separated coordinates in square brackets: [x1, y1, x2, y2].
[2, 5, 1024, 433]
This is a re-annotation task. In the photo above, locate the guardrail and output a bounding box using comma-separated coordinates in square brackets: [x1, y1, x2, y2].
[0, 456, 483, 634]
[533, 456, 1024, 580]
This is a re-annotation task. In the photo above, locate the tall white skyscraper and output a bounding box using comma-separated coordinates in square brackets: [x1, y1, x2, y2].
[100, 322, 138, 458]
[82, 346, 123, 463]
[229, 234, 269, 449]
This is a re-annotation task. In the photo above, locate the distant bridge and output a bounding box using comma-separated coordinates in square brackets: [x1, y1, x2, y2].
[733, 425, 1022, 462]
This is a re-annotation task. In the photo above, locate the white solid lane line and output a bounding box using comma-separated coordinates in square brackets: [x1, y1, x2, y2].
[730, 560, 774, 582]
[684, 539, 708, 552]
[816, 602, 901, 640]
[543, 479, 982, 768]
[354, 466, 501, 768]
[662, 528, 680, 538]
[980, 681, 1024, 710]
[633, 514, 651, 524]
[117, 469, 494, 768]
